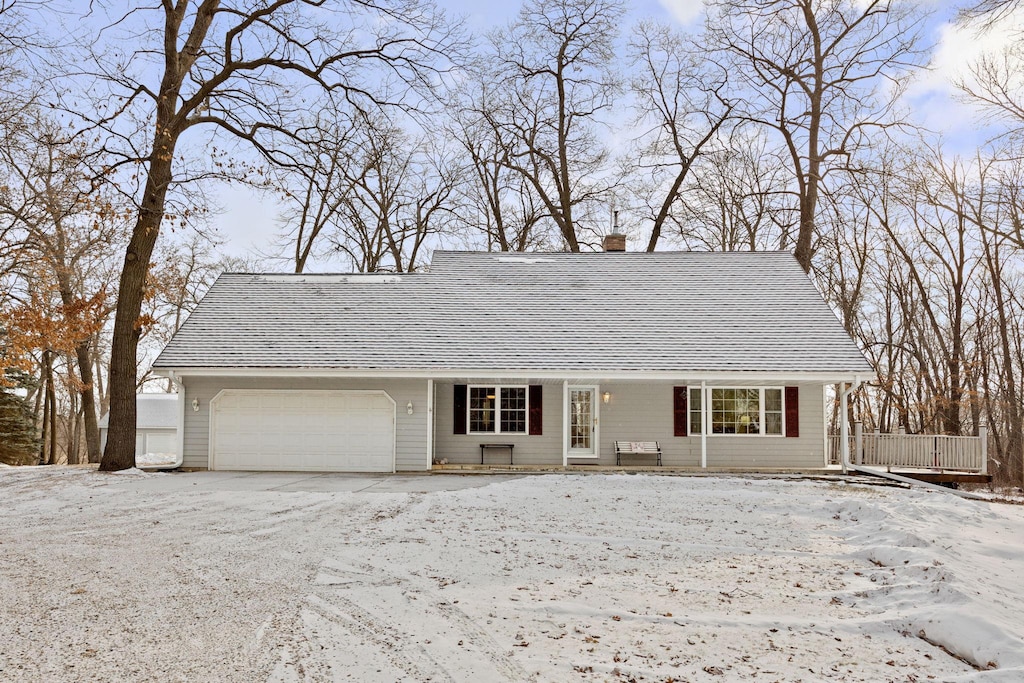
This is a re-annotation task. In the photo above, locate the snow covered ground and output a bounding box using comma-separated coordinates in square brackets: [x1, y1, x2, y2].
[0, 468, 1022, 682]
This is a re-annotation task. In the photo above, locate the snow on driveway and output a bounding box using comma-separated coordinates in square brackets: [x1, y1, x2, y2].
[0, 468, 1021, 682]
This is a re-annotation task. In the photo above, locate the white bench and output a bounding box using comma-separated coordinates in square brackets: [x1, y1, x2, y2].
[614, 441, 662, 466]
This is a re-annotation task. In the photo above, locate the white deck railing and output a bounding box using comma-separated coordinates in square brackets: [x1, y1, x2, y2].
[827, 426, 987, 473]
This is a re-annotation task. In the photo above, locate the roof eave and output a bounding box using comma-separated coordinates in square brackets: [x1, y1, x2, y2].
[153, 366, 871, 383]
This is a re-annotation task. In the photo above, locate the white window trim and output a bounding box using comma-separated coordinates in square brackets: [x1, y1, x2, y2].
[692, 386, 785, 437]
[467, 384, 529, 435]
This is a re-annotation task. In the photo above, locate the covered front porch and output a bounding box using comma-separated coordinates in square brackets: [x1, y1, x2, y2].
[430, 377, 847, 471]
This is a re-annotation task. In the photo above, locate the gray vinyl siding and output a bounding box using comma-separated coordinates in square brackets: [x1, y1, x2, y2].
[433, 383, 563, 465]
[599, 383, 700, 466]
[704, 382, 826, 469]
[434, 380, 826, 469]
[179, 376, 430, 471]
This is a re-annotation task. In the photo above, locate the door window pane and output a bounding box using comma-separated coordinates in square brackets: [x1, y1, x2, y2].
[570, 390, 592, 449]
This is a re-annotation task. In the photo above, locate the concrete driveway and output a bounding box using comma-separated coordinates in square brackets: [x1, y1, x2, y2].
[105, 469, 524, 493]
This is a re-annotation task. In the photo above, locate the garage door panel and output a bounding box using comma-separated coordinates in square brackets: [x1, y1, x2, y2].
[211, 390, 395, 472]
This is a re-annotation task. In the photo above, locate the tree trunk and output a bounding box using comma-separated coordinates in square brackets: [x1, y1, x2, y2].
[37, 350, 51, 465]
[74, 336, 101, 462]
[94, 348, 108, 421]
[47, 362, 57, 464]
[100, 150, 176, 471]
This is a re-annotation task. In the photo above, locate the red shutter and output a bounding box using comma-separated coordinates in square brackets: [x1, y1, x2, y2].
[673, 386, 688, 437]
[528, 385, 542, 435]
[785, 386, 799, 437]
[454, 384, 467, 435]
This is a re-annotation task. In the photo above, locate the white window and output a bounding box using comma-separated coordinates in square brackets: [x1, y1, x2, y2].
[689, 387, 702, 435]
[690, 387, 783, 436]
[469, 385, 527, 434]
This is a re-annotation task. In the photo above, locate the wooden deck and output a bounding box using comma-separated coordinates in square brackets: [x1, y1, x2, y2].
[868, 468, 992, 486]
[829, 429, 989, 485]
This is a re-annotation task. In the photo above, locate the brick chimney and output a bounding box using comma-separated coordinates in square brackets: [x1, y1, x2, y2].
[603, 209, 626, 252]
[602, 233, 626, 252]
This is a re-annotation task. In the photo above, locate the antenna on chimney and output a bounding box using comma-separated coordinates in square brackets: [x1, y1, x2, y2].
[603, 205, 626, 252]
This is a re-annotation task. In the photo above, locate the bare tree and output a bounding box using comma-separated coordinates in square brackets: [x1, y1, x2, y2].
[669, 130, 796, 251]
[447, 105, 550, 252]
[958, 43, 1024, 139]
[627, 22, 735, 251]
[0, 112, 126, 462]
[141, 232, 228, 391]
[467, 0, 625, 251]
[326, 111, 459, 272]
[958, 0, 1023, 28]
[59, 1, 463, 470]
[703, 0, 928, 272]
[271, 105, 362, 273]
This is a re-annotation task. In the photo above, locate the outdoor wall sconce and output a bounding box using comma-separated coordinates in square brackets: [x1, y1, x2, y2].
[407, 401, 414, 415]
[602, 391, 611, 404]
[191, 398, 200, 412]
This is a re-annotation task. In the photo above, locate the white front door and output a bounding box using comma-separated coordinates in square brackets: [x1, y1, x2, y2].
[567, 386, 599, 458]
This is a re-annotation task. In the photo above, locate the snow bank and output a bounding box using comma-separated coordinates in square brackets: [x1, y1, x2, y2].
[2, 470, 1023, 681]
[832, 488, 1024, 680]
[135, 452, 178, 468]
[107, 467, 150, 476]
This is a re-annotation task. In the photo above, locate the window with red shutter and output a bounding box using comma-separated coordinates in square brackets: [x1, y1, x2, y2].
[785, 386, 799, 437]
[453, 384, 467, 435]
[529, 385, 542, 435]
[673, 386, 688, 437]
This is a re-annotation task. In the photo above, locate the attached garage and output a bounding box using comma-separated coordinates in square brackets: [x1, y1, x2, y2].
[209, 390, 396, 472]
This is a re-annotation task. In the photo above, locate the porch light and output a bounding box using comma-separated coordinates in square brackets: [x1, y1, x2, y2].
[191, 398, 200, 412]
[407, 401, 414, 415]
[602, 391, 611, 404]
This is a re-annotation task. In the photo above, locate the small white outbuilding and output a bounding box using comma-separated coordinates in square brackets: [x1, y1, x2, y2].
[98, 393, 180, 469]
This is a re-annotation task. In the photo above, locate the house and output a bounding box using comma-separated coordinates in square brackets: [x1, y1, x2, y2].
[99, 393, 180, 468]
[151, 244, 873, 472]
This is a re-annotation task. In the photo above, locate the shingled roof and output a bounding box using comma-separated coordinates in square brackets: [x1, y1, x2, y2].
[152, 251, 872, 376]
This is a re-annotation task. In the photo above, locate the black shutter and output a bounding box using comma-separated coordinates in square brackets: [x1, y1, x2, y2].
[785, 386, 799, 437]
[529, 385, 543, 435]
[673, 386, 688, 437]
[454, 384, 467, 435]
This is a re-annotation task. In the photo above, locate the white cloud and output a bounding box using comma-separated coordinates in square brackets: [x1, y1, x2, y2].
[655, 0, 705, 26]
[902, 10, 1023, 140]
[914, 19, 1019, 97]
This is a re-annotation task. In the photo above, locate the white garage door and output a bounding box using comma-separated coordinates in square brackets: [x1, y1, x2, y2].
[210, 390, 395, 472]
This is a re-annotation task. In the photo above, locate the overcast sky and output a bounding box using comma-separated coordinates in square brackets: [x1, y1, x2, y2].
[209, 0, 1020, 264]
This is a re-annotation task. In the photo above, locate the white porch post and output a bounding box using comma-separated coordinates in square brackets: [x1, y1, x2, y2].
[980, 422, 988, 475]
[822, 384, 828, 467]
[701, 381, 708, 469]
[840, 375, 861, 474]
[426, 379, 434, 469]
[562, 381, 569, 467]
[840, 382, 849, 474]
